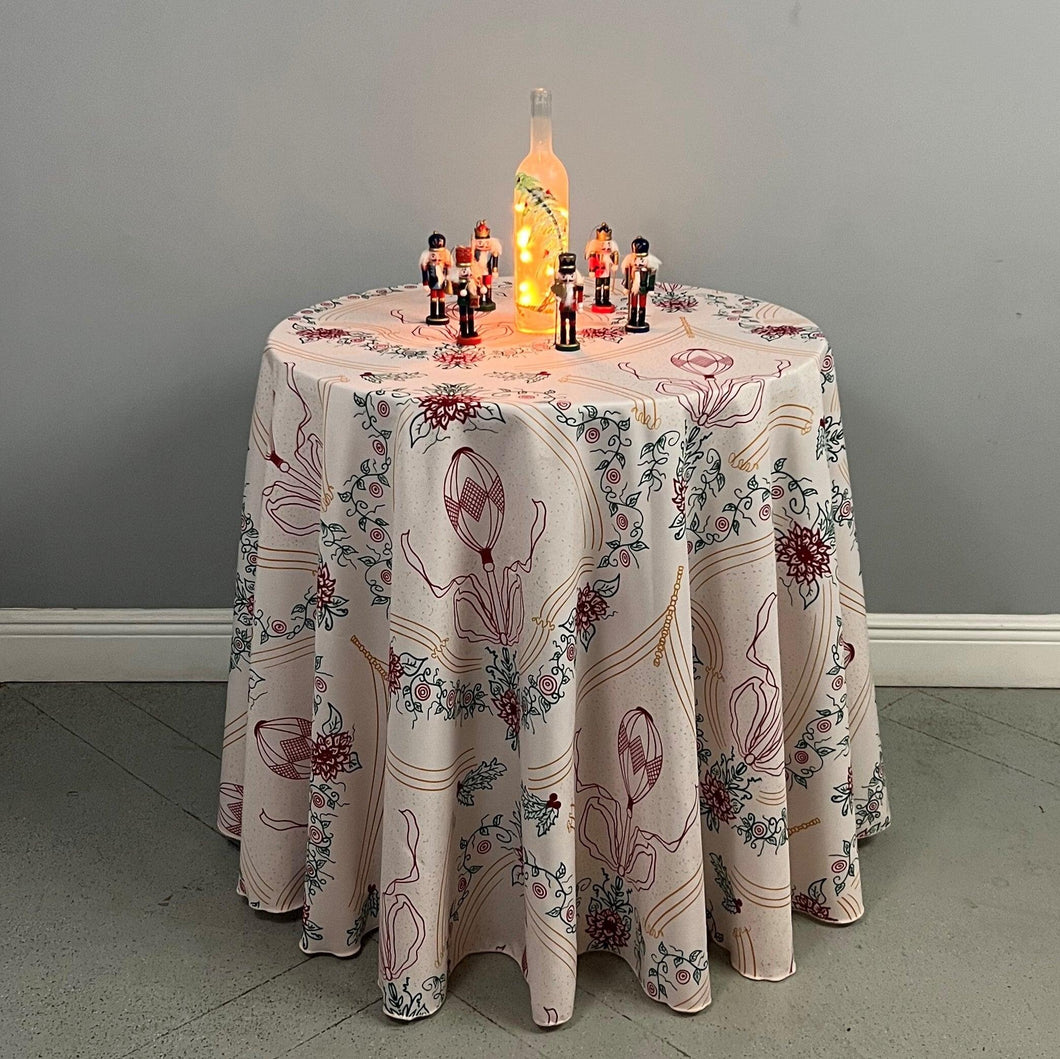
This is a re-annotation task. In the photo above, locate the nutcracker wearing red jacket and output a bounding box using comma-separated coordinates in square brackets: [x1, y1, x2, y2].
[622, 236, 660, 334]
[584, 223, 620, 313]
[420, 232, 453, 325]
[471, 220, 502, 312]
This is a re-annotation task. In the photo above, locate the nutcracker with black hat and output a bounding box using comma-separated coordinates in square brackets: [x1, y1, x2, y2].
[551, 251, 584, 352]
[621, 236, 660, 334]
[419, 231, 453, 325]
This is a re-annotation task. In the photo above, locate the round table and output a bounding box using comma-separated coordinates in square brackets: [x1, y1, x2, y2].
[218, 279, 891, 1026]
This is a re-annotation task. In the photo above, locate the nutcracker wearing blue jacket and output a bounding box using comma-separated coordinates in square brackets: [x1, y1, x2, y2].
[420, 232, 453, 324]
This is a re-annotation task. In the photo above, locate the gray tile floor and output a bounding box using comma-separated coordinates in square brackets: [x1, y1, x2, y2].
[1, 683, 1057, 1059]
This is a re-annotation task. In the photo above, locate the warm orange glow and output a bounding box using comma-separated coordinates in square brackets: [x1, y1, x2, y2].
[513, 95, 569, 333]
[517, 278, 539, 307]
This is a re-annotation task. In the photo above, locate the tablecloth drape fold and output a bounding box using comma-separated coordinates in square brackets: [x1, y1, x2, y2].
[218, 282, 889, 1026]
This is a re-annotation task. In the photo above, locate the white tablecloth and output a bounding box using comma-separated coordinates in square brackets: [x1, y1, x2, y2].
[218, 280, 890, 1025]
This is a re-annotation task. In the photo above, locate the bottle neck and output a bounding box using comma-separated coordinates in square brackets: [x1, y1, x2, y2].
[530, 115, 553, 153]
[528, 89, 553, 154]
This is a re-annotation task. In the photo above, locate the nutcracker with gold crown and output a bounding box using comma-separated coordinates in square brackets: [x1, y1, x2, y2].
[621, 236, 660, 334]
[551, 252, 584, 352]
[471, 220, 502, 312]
[454, 245, 483, 346]
[419, 231, 453, 325]
[584, 222, 620, 313]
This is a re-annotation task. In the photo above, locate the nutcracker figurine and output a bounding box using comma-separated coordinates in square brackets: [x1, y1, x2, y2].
[454, 245, 482, 346]
[419, 231, 453, 325]
[584, 222, 620, 313]
[551, 251, 584, 352]
[621, 236, 660, 334]
[471, 220, 502, 312]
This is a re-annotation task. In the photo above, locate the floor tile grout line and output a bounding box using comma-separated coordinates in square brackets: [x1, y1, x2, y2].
[573, 981, 696, 1057]
[114, 956, 313, 1059]
[877, 689, 914, 713]
[916, 688, 1060, 748]
[103, 682, 223, 760]
[271, 1012, 358, 1059]
[271, 995, 380, 1057]
[19, 694, 224, 836]
[884, 716, 1059, 789]
[448, 993, 554, 1056]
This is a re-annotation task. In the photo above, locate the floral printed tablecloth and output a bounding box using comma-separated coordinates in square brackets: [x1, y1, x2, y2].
[218, 280, 890, 1027]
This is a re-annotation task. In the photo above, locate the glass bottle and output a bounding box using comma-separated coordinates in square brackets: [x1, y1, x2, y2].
[513, 88, 569, 333]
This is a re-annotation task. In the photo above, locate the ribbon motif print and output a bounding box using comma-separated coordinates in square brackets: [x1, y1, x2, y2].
[402, 447, 546, 645]
[619, 348, 789, 428]
[729, 593, 784, 776]
[263, 364, 323, 535]
[380, 809, 426, 981]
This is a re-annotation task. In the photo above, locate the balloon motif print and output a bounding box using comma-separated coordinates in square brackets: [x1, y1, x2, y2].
[218, 280, 890, 1029]
[401, 446, 546, 645]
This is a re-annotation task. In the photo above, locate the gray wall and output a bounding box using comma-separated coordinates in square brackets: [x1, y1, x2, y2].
[2, 1, 1057, 613]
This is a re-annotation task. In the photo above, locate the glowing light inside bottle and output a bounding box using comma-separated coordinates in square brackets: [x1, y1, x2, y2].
[513, 89, 569, 332]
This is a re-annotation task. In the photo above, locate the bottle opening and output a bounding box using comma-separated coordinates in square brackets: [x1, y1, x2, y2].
[530, 88, 552, 119]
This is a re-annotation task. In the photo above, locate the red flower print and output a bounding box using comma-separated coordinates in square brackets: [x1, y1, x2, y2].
[672, 476, 687, 514]
[752, 324, 802, 339]
[297, 327, 351, 341]
[574, 584, 609, 633]
[387, 646, 403, 696]
[792, 891, 834, 921]
[317, 563, 336, 607]
[699, 771, 738, 824]
[433, 348, 484, 369]
[776, 523, 831, 585]
[585, 907, 631, 950]
[417, 390, 482, 430]
[580, 325, 627, 343]
[312, 730, 353, 781]
[493, 689, 521, 736]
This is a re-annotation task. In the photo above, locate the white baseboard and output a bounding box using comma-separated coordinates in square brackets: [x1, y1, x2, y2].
[0, 610, 229, 683]
[865, 613, 1059, 688]
[0, 609, 1057, 687]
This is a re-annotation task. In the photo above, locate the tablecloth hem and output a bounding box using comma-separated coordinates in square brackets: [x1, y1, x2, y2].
[727, 959, 797, 984]
[373, 943, 712, 1027]
[232, 879, 302, 917]
[855, 815, 893, 842]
